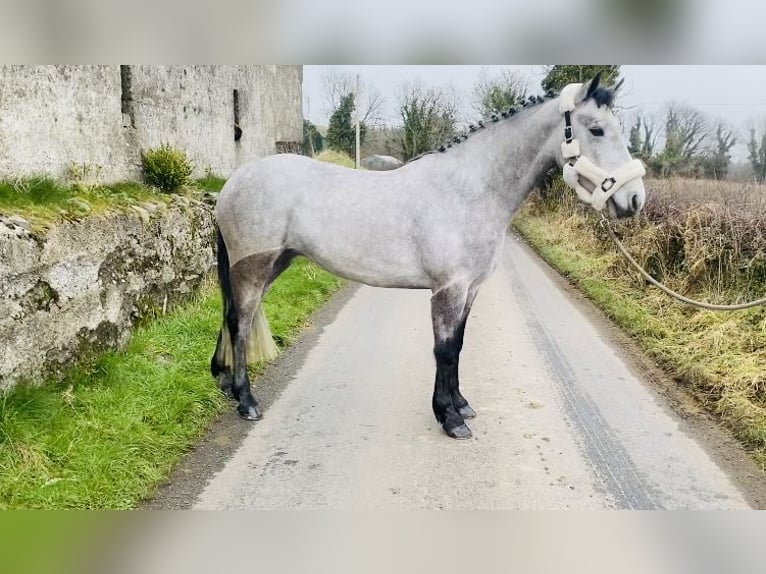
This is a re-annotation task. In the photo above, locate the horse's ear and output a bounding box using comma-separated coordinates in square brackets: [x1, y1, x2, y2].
[576, 72, 602, 104]
[585, 71, 602, 99]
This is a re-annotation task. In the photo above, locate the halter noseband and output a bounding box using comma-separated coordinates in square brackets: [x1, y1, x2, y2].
[558, 83, 645, 212]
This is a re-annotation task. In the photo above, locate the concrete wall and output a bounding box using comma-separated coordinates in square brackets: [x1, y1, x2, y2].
[0, 199, 216, 389]
[0, 65, 303, 182]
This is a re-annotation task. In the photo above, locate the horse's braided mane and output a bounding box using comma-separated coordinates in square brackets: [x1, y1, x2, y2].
[405, 91, 555, 164]
[405, 85, 616, 164]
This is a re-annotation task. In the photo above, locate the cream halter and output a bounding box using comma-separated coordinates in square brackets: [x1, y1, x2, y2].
[559, 83, 646, 212]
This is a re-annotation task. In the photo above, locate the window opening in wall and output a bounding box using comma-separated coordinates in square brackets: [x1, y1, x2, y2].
[233, 89, 242, 142]
[120, 65, 136, 128]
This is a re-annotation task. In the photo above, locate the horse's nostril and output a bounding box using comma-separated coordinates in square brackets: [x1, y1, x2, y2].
[631, 193, 640, 212]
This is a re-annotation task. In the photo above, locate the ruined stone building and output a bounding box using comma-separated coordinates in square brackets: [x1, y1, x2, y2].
[0, 65, 303, 389]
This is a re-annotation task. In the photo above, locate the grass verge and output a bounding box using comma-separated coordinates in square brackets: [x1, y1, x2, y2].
[0, 178, 175, 231]
[513, 202, 766, 468]
[314, 149, 355, 168]
[195, 174, 227, 193]
[0, 259, 343, 509]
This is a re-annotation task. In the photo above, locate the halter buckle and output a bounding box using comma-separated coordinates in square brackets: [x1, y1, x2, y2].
[564, 125, 574, 142]
[601, 177, 616, 192]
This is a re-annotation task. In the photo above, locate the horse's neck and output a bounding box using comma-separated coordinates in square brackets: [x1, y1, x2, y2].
[464, 102, 561, 219]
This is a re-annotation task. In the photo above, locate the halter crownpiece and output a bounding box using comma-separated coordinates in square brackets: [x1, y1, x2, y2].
[558, 82, 645, 212]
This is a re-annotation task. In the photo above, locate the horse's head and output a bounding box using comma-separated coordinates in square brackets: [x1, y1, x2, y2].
[556, 73, 646, 219]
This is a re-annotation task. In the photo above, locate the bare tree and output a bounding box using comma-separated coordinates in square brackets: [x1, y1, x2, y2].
[664, 103, 711, 160]
[472, 67, 527, 120]
[397, 82, 460, 162]
[641, 111, 661, 158]
[652, 103, 712, 177]
[703, 121, 737, 180]
[748, 121, 766, 183]
[362, 126, 404, 159]
[321, 68, 385, 127]
[626, 110, 661, 161]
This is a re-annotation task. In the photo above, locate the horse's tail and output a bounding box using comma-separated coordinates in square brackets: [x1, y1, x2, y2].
[212, 227, 279, 376]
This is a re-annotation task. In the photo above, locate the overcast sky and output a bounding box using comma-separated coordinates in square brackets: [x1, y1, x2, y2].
[303, 66, 766, 162]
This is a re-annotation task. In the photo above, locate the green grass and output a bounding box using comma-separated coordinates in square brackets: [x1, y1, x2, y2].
[314, 149, 355, 168]
[0, 176, 231, 231]
[195, 174, 227, 193]
[513, 203, 766, 467]
[0, 259, 343, 509]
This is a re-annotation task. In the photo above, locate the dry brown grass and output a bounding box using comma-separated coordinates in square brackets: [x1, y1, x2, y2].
[617, 178, 766, 300]
[645, 177, 766, 212]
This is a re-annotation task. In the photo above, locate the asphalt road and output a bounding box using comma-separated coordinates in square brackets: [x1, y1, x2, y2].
[187, 235, 757, 510]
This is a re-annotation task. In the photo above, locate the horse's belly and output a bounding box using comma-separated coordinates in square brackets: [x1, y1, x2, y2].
[291, 230, 431, 289]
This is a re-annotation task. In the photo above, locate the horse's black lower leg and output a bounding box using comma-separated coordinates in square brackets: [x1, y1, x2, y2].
[227, 298, 261, 420]
[433, 337, 470, 438]
[451, 373, 475, 420]
[431, 285, 471, 439]
[450, 294, 477, 420]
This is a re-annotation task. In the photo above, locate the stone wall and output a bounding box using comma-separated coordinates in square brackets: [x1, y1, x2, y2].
[0, 65, 303, 182]
[0, 199, 216, 389]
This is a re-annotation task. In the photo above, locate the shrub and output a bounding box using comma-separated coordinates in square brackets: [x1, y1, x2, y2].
[327, 93, 366, 158]
[140, 144, 193, 193]
[302, 119, 324, 156]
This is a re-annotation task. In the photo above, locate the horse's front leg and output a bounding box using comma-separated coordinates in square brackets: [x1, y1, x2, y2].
[431, 283, 472, 439]
[450, 287, 479, 420]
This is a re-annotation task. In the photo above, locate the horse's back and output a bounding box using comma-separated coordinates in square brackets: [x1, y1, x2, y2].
[216, 154, 389, 264]
[215, 154, 434, 285]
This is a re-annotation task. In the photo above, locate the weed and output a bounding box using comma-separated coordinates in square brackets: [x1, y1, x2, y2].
[140, 144, 193, 193]
[66, 162, 103, 194]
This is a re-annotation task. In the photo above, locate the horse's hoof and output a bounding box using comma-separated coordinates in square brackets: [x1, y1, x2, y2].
[237, 404, 262, 421]
[445, 423, 472, 440]
[458, 405, 476, 419]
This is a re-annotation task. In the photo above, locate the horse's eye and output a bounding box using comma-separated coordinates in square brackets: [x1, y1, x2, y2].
[589, 127, 604, 137]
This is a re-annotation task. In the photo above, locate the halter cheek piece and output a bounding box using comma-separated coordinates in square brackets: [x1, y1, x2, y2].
[558, 83, 646, 212]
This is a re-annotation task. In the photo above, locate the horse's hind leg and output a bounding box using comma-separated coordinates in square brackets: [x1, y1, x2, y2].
[227, 251, 283, 420]
[211, 242, 298, 415]
[227, 284, 262, 420]
[431, 282, 472, 439]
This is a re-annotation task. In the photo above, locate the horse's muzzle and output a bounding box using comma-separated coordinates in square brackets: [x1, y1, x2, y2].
[611, 190, 644, 219]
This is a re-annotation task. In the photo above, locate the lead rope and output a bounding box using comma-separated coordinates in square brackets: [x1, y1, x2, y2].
[599, 213, 766, 311]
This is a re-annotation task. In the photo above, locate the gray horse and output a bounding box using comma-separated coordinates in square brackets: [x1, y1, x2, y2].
[211, 74, 646, 439]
